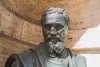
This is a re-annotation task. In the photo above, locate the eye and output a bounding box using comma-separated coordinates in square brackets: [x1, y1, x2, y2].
[44, 24, 51, 30]
[55, 24, 64, 30]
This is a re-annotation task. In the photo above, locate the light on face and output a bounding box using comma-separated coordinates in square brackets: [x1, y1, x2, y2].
[42, 14, 69, 42]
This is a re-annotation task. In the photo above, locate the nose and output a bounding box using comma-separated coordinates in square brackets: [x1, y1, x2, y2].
[50, 26, 57, 36]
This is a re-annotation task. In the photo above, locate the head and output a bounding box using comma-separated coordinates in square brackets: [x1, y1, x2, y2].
[41, 8, 69, 55]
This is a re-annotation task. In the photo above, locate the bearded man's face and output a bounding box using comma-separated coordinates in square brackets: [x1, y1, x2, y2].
[42, 13, 68, 54]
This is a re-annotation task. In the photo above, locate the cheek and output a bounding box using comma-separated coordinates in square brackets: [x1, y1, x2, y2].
[43, 29, 50, 36]
[58, 29, 65, 38]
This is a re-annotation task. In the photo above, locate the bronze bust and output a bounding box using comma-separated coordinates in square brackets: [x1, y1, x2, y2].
[5, 8, 87, 67]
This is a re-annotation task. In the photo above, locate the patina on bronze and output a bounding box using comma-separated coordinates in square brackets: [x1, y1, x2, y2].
[5, 8, 87, 67]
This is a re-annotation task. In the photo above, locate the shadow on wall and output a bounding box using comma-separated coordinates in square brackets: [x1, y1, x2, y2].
[0, 0, 41, 26]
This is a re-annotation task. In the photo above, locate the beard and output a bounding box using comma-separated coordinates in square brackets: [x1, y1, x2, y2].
[45, 37, 65, 54]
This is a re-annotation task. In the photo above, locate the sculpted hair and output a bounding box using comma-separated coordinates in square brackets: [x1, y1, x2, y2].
[41, 8, 70, 26]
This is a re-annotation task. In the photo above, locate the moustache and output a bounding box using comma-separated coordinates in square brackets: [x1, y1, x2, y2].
[46, 36, 62, 44]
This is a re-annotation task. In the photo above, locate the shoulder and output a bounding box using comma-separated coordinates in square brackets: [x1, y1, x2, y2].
[5, 49, 36, 67]
[66, 48, 87, 64]
[74, 55, 86, 63]
[5, 54, 23, 67]
[74, 55, 87, 67]
[66, 48, 87, 67]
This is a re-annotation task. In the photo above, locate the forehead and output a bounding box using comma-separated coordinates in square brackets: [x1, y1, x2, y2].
[43, 14, 66, 25]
